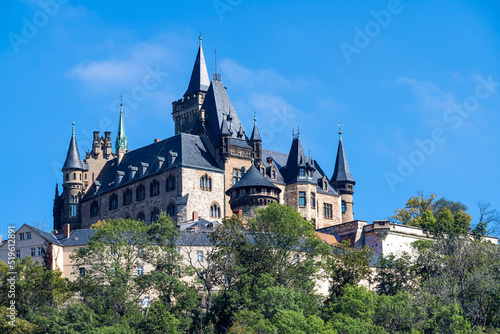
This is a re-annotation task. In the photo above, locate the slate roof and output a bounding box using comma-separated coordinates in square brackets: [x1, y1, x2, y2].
[196, 80, 246, 141]
[83, 133, 222, 200]
[262, 147, 339, 196]
[58, 229, 95, 246]
[250, 122, 261, 142]
[27, 225, 64, 246]
[184, 41, 210, 97]
[179, 218, 222, 232]
[226, 165, 281, 194]
[331, 138, 355, 183]
[62, 132, 85, 171]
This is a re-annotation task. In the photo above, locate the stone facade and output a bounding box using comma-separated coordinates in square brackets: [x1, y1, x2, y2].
[54, 40, 355, 233]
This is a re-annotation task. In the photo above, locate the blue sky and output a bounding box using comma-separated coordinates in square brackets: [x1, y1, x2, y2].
[1, 0, 499, 238]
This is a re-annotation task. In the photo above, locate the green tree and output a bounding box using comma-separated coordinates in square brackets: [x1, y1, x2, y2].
[0, 257, 70, 320]
[393, 193, 472, 236]
[375, 252, 416, 296]
[0, 307, 37, 334]
[71, 218, 149, 324]
[140, 300, 180, 334]
[325, 240, 373, 301]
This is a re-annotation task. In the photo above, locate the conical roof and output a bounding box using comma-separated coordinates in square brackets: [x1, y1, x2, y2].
[62, 123, 84, 171]
[250, 118, 261, 142]
[115, 99, 128, 152]
[183, 37, 210, 97]
[226, 165, 281, 194]
[332, 137, 355, 183]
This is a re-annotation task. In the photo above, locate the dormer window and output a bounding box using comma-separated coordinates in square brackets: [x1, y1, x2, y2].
[271, 169, 276, 180]
[299, 168, 305, 177]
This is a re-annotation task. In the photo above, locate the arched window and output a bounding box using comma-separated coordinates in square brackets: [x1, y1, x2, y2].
[150, 179, 160, 197]
[90, 200, 99, 217]
[73, 173, 76, 180]
[166, 174, 176, 192]
[342, 201, 346, 214]
[210, 203, 221, 218]
[261, 167, 265, 175]
[167, 202, 176, 217]
[200, 174, 212, 191]
[109, 194, 118, 210]
[66, 173, 69, 181]
[136, 184, 145, 201]
[151, 208, 160, 223]
[137, 212, 145, 222]
[123, 189, 132, 206]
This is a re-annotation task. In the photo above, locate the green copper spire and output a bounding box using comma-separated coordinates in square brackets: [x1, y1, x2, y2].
[115, 96, 128, 153]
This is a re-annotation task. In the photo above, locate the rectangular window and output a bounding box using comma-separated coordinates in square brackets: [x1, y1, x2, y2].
[137, 266, 144, 276]
[197, 251, 203, 262]
[19, 233, 24, 240]
[16, 250, 21, 259]
[299, 191, 306, 206]
[79, 267, 86, 277]
[71, 204, 77, 217]
[232, 169, 242, 185]
[142, 297, 151, 308]
[299, 168, 305, 177]
[38, 247, 43, 256]
[311, 193, 316, 208]
[26, 232, 31, 240]
[324, 203, 333, 219]
[30, 248, 35, 257]
[342, 201, 346, 213]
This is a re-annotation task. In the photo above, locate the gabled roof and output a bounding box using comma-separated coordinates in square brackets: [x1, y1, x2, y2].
[62, 124, 84, 171]
[184, 39, 210, 97]
[179, 218, 221, 232]
[226, 165, 281, 194]
[82, 133, 222, 200]
[331, 137, 355, 183]
[197, 80, 246, 141]
[17, 224, 64, 246]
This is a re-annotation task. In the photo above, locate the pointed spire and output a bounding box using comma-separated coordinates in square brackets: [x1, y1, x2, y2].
[332, 129, 355, 183]
[62, 122, 84, 171]
[115, 96, 128, 153]
[184, 36, 210, 97]
[250, 111, 261, 142]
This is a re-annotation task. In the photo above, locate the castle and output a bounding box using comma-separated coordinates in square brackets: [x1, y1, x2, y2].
[52, 37, 356, 232]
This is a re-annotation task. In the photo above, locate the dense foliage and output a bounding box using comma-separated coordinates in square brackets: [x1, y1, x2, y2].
[2, 199, 500, 333]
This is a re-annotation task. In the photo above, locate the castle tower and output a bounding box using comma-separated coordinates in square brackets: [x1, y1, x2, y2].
[115, 97, 128, 161]
[330, 127, 355, 223]
[60, 123, 85, 231]
[249, 113, 262, 164]
[172, 36, 210, 134]
[226, 165, 281, 217]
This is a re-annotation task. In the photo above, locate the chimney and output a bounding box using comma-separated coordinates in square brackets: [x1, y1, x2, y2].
[63, 223, 70, 238]
[104, 131, 112, 157]
[92, 131, 101, 156]
[233, 209, 243, 217]
[168, 151, 178, 167]
[192, 211, 198, 221]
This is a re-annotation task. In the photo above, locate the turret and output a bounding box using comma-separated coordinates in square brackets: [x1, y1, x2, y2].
[60, 123, 85, 231]
[115, 97, 128, 161]
[172, 35, 210, 134]
[226, 165, 281, 218]
[249, 112, 262, 164]
[330, 126, 355, 223]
